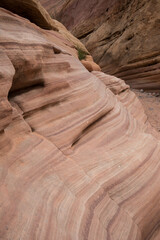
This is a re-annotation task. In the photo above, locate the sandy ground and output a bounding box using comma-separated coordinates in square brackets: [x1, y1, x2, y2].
[133, 89, 160, 133]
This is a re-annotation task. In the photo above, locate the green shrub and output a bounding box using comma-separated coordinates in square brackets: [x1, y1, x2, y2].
[77, 47, 87, 60]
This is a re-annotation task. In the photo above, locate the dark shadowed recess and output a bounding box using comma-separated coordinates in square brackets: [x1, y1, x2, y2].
[0, 0, 56, 30]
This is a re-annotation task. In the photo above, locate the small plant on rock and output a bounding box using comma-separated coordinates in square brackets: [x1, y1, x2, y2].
[77, 47, 87, 60]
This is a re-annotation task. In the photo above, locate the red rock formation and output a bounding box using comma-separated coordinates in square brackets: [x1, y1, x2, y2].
[1, 4, 160, 240]
[40, 0, 160, 90]
[0, 0, 58, 30]
[0, 0, 89, 55]
[81, 56, 101, 72]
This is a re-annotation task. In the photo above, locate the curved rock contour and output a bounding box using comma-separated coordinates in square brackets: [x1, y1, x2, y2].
[0, 0, 89, 55]
[0, 6, 160, 240]
[40, 0, 160, 90]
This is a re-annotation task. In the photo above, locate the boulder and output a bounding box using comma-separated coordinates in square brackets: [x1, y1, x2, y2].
[81, 55, 101, 72]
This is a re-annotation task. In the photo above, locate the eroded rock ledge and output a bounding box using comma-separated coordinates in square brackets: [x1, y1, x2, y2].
[0, 4, 160, 240]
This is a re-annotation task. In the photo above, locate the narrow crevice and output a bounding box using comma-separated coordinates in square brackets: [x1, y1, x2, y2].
[126, 34, 134, 41]
[71, 111, 108, 147]
[78, 29, 94, 40]
[115, 58, 160, 75]
[30, 126, 35, 132]
[100, 30, 125, 43]
[8, 82, 45, 99]
[128, 51, 160, 64]
[53, 46, 62, 54]
[23, 98, 67, 119]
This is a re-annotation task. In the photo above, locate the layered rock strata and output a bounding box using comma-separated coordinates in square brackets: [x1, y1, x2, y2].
[0, 0, 89, 54]
[40, 0, 160, 90]
[0, 6, 160, 240]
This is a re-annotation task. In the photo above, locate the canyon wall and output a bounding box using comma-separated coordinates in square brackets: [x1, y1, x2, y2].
[0, 1, 160, 240]
[0, 0, 89, 54]
[40, 0, 160, 90]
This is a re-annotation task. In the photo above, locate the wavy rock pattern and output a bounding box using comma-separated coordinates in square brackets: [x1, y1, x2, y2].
[40, 0, 160, 90]
[0, 7, 160, 240]
[0, 0, 89, 55]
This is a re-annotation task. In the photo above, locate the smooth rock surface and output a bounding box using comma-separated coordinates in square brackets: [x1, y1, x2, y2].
[0, 6, 160, 240]
[40, 0, 160, 90]
[81, 56, 101, 72]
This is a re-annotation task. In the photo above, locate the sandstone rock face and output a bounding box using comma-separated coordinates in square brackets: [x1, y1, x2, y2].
[0, 0, 58, 30]
[40, 0, 160, 90]
[81, 55, 101, 72]
[1, 6, 160, 240]
[51, 18, 89, 54]
[0, 0, 89, 55]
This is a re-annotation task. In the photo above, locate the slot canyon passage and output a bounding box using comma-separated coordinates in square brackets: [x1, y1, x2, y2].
[0, 1, 160, 240]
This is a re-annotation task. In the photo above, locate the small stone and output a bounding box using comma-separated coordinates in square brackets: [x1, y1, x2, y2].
[140, 89, 144, 93]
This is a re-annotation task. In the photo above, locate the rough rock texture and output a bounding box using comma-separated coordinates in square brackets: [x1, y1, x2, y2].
[1, 6, 160, 240]
[40, 0, 160, 90]
[0, 0, 89, 54]
[50, 18, 89, 54]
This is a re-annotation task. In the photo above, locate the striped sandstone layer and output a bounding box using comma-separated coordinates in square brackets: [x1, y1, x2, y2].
[0, 0, 89, 54]
[0, 0, 102, 72]
[0, 7, 160, 240]
[40, 0, 160, 90]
